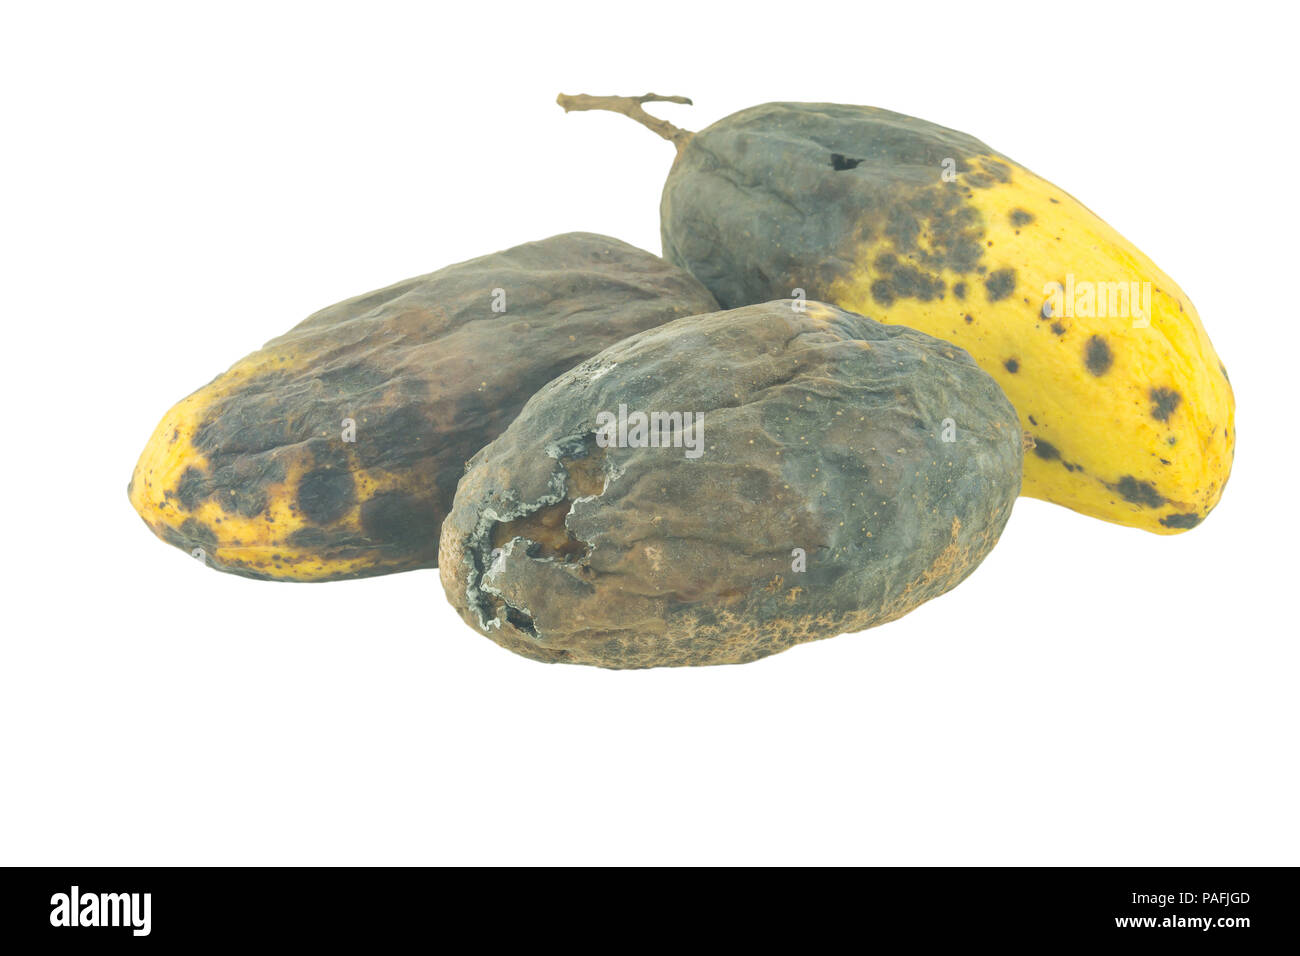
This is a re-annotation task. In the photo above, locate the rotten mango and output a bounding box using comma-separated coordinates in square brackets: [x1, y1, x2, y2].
[128, 233, 718, 580]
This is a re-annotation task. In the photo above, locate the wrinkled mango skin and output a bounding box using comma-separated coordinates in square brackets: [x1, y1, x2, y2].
[129, 233, 718, 580]
[440, 300, 1022, 668]
[660, 103, 1234, 533]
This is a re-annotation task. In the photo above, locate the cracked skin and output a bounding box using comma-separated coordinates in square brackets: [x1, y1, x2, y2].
[658, 102, 1234, 533]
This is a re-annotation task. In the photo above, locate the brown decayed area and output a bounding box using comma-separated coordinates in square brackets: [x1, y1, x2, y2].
[440, 300, 1023, 668]
[129, 233, 718, 580]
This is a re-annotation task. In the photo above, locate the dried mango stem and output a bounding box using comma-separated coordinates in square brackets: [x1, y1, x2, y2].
[556, 92, 695, 152]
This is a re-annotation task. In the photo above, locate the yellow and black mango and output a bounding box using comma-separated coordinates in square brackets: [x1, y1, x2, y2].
[129, 233, 718, 580]
[564, 96, 1234, 533]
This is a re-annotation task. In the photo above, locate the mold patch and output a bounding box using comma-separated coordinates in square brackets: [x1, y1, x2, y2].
[466, 441, 609, 632]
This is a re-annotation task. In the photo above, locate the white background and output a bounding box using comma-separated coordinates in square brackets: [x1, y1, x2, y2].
[2, 1, 1295, 865]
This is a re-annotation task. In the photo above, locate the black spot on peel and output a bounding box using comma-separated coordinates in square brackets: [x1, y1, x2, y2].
[297, 467, 355, 524]
[171, 462, 273, 518]
[175, 466, 207, 511]
[1051, 322, 1066, 336]
[305, 438, 350, 473]
[964, 314, 974, 324]
[855, 179, 988, 308]
[1028, 415, 1038, 426]
[878, 262, 945, 302]
[1160, 512, 1202, 530]
[830, 153, 863, 171]
[1004, 358, 1019, 373]
[953, 282, 966, 299]
[219, 483, 268, 518]
[1026, 437, 1084, 473]
[1219, 362, 1231, 384]
[1112, 476, 1165, 509]
[985, 268, 1016, 302]
[178, 369, 352, 523]
[1009, 209, 1034, 227]
[885, 205, 921, 251]
[1149, 387, 1182, 422]
[1085, 336, 1113, 376]
[1032, 439, 1060, 460]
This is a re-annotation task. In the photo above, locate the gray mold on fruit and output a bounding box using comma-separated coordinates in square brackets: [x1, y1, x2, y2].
[440, 299, 1022, 668]
[660, 102, 1007, 310]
